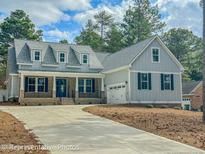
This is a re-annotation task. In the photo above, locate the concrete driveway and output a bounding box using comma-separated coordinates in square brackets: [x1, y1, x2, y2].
[0, 105, 204, 154]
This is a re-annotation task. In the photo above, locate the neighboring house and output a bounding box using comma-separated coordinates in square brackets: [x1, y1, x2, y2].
[6, 35, 184, 105]
[182, 81, 202, 111]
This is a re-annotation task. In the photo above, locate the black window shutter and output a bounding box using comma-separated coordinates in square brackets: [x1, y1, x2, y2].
[161, 74, 164, 90]
[25, 77, 28, 92]
[138, 73, 141, 90]
[45, 78, 48, 92]
[92, 79, 95, 93]
[171, 74, 174, 90]
[148, 73, 152, 90]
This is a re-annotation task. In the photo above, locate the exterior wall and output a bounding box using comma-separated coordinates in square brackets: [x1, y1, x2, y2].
[130, 72, 182, 102]
[104, 69, 129, 101]
[191, 84, 203, 110]
[24, 76, 53, 98]
[131, 40, 180, 72]
[129, 39, 182, 103]
[13, 75, 20, 97]
[0, 89, 8, 102]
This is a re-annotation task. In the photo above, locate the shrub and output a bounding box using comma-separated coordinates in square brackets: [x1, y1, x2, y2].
[146, 104, 154, 108]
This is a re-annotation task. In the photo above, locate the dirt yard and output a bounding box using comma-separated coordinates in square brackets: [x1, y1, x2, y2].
[83, 105, 205, 150]
[0, 111, 49, 154]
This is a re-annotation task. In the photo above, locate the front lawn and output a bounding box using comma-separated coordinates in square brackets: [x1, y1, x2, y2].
[0, 111, 49, 154]
[83, 105, 205, 150]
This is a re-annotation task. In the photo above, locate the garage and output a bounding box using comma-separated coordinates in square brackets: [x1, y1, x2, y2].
[107, 83, 127, 104]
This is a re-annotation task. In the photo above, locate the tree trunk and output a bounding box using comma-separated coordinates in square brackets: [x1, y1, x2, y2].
[203, 0, 205, 122]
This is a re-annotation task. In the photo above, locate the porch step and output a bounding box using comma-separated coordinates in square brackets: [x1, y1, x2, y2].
[61, 98, 75, 105]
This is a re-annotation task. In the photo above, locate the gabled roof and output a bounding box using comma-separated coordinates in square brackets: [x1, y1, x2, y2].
[101, 36, 184, 73]
[96, 52, 112, 63]
[182, 81, 202, 94]
[7, 47, 18, 75]
[13, 39, 103, 69]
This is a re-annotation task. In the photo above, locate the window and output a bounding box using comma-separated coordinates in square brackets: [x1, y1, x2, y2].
[38, 78, 45, 92]
[152, 48, 160, 62]
[138, 73, 152, 90]
[25, 77, 48, 92]
[34, 51, 41, 61]
[78, 79, 93, 93]
[79, 79, 84, 93]
[59, 52, 65, 63]
[82, 54, 89, 64]
[28, 77, 36, 92]
[161, 74, 174, 90]
[86, 79, 92, 92]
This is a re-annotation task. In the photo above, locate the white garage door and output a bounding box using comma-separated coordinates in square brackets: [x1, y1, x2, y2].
[107, 83, 127, 104]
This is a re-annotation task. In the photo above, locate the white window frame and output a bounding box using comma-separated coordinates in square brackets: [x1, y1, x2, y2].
[32, 50, 42, 62]
[38, 77, 46, 92]
[27, 77, 36, 92]
[163, 74, 171, 90]
[140, 73, 149, 90]
[81, 54, 89, 64]
[58, 52, 67, 63]
[151, 47, 160, 63]
[78, 79, 92, 93]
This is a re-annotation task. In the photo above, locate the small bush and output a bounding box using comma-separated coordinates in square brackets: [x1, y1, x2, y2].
[160, 105, 169, 109]
[38, 103, 42, 106]
[146, 104, 154, 108]
[174, 106, 181, 110]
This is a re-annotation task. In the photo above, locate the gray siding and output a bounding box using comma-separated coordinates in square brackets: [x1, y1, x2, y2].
[13, 76, 20, 97]
[131, 40, 180, 72]
[130, 72, 182, 102]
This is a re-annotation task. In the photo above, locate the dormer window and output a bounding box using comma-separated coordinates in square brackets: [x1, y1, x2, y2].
[59, 52, 66, 63]
[59, 52, 65, 63]
[152, 48, 160, 63]
[82, 54, 89, 64]
[33, 50, 41, 61]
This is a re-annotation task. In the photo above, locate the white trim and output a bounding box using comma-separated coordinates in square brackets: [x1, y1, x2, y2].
[11, 75, 13, 97]
[130, 36, 156, 65]
[20, 74, 24, 91]
[156, 36, 184, 71]
[19, 70, 105, 78]
[151, 47, 160, 63]
[128, 69, 131, 103]
[103, 66, 129, 74]
[17, 63, 32, 66]
[101, 78, 104, 91]
[183, 94, 194, 96]
[9, 73, 18, 76]
[75, 77, 78, 92]
[130, 70, 181, 74]
[179, 72, 183, 102]
[190, 81, 202, 93]
[58, 52, 67, 63]
[32, 50, 42, 62]
[81, 53, 89, 64]
[129, 36, 184, 71]
[42, 64, 58, 67]
[66, 65, 81, 68]
[130, 101, 181, 104]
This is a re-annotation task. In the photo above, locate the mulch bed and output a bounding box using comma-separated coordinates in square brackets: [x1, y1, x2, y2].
[0, 111, 50, 154]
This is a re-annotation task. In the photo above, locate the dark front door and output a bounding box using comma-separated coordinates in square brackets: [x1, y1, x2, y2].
[56, 79, 67, 97]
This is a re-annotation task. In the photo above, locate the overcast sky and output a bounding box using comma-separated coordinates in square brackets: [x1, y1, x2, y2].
[0, 0, 202, 43]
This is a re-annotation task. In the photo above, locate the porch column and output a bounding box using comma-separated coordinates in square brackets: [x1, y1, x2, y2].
[53, 76, 56, 98]
[19, 74, 25, 101]
[101, 78, 105, 99]
[75, 77, 79, 98]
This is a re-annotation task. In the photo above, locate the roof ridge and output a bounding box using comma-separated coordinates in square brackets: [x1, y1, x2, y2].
[14, 39, 90, 47]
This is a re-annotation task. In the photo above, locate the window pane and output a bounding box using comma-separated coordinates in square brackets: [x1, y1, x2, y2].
[164, 83, 170, 90]
[152, 49, 159, 62]
[142, 82, 148, 89]
[38, 78, 45, 92]
[86, 87, 92, 92]
[164, 75, 171, 81]
[29, 85, 35, 92]
[29, 78, 35, 84]
[86, 80, 91, 86]
[83, 54, 88, 64]
[79, 79, 84, 86]
[79, 87, 84, 93]
[142, 74, 148, 81]
[60, 53, 65, 62]
[35, 51, 40, 61]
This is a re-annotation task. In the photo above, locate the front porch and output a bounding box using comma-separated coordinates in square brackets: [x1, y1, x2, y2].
[19, 71, 105, 105]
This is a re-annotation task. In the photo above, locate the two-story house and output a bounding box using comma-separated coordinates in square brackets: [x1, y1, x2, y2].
[6, 35, 184, 105]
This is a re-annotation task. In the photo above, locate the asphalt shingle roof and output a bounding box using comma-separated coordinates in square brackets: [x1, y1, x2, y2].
[182, 81, 201, 94]
[101, 36, 156, 72]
